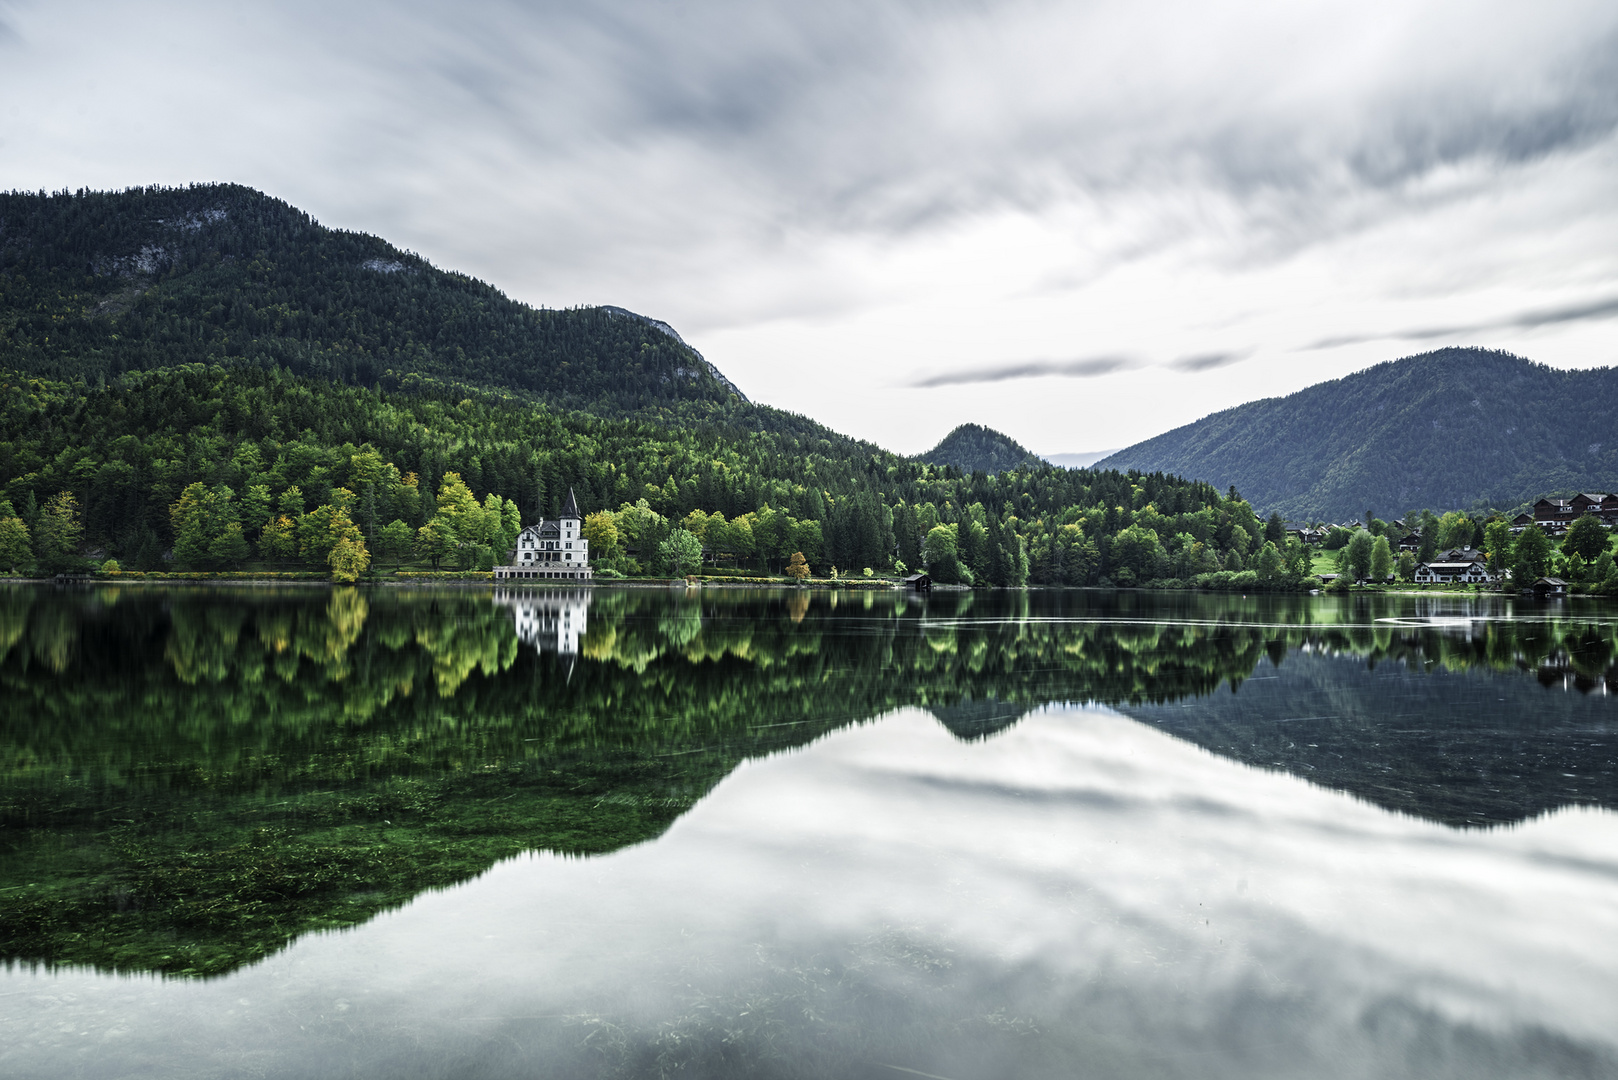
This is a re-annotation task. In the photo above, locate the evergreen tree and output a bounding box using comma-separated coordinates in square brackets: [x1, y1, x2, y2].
[1265, 511, 1286, 545]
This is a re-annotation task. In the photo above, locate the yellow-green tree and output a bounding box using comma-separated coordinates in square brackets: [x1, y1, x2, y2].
[35, 491, 84, 573]
[414, 520, 455, 569]
[297, 495, 367, 575]
[0, 516, 31, 574]
[432, 473, 485, 543]
[170, 483, 248, 569]
[1369, 535, 1393, 581]
[328, 536, 371, 582]
[786, 551, 810, 581]
[583, 511, 623, 566]
[260, 515, 299, 562]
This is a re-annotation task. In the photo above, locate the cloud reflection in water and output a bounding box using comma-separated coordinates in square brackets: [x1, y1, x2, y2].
[3, 704, 1614, 1079]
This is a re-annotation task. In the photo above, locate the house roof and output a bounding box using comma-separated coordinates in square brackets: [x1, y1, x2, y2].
[560, 487, 582, 519]
[1420, 562, 1485, 571]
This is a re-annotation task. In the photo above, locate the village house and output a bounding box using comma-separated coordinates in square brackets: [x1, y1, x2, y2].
[493, 488, 593, 582]
[1530, 493, 1618, 533]
[1284, 522, 1328, 545]
[1532, 576, 1568, 597]
[1413, 560, 1494, 584]
[1533, 497, 1575, 530]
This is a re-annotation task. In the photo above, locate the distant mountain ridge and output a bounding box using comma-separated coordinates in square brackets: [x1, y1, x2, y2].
[1096, 348, 1618, 520]
[0, 184, 744, 415]
[919, 423, 1042, 475]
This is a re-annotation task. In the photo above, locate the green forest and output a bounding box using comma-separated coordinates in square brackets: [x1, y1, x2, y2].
[0, 363, 1304, 588]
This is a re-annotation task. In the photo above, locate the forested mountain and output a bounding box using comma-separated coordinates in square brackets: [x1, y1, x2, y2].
[1097, 348, 1618, 520]
[0, 184, 743, 414]
[0, 184, 1297, 590]
[919, 423, 1041, 475]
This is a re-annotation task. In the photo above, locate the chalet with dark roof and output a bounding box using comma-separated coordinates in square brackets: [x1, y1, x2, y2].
[1533, 498, 1575, 530]
[1413, 559, 1494, 585]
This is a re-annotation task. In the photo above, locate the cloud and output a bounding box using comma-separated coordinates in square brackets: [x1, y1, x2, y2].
[1305, 292, 1618, 350]
[3, 0, 1618, 455]
[1168, 351, 1247, 373]
[908, 355, 1137, 389]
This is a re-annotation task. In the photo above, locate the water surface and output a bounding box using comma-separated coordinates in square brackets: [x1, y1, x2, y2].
[1, 586, 1614, 1078]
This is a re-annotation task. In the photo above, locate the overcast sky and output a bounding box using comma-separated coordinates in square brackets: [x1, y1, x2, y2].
[3, 0, 1616, 457]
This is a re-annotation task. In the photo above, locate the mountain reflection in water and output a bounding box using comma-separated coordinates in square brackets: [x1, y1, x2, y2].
[0, 584, 1615, 983]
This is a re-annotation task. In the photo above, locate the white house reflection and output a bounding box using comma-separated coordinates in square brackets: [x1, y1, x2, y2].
[492, 587, 592, 655]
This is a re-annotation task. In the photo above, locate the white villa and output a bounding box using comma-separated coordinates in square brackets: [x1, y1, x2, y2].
[493, 487, 593, 582]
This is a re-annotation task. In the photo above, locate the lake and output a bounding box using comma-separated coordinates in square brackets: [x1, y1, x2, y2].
[1, 584, 1615, 1079]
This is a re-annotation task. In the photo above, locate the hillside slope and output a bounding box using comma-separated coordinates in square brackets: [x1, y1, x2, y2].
[919, 423, 1042, 475]
[0, 184, 742, 414]
[1097, 348, 1618, 519]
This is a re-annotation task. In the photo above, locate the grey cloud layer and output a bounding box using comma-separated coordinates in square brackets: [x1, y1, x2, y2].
[1169, 352, 1246, 373]
[1307, 293, 1618, 350]
[223, 0, 1618, 251]
[910, 349, 1254, 388]
[909, 356, 1137, 389]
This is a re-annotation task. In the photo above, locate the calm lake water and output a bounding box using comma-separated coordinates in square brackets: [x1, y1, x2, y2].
[1, 585, 1615, 1079]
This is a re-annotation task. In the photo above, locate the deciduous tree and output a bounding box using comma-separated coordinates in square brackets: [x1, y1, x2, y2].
[35, 492, 85, 573]
[658, 529, 704, 576]
[1514, 525, 1552, 585]
[1483, 520, 1514, 584]
[1344, 529, 1375, 581]
[379, 519, 414, 568]
[0, 516, 31, 573]
[1563, 514, 1607, 569]
[1369, 535, 1393, 581]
